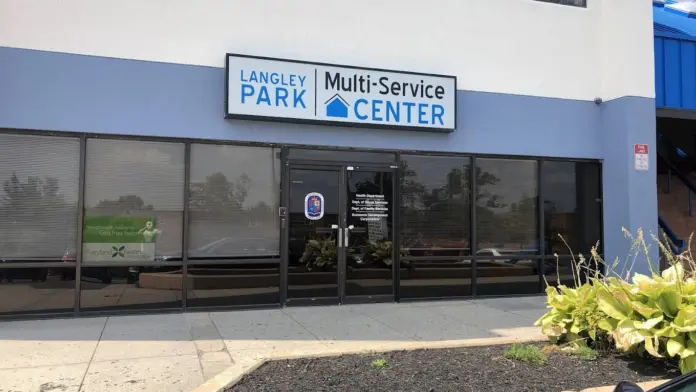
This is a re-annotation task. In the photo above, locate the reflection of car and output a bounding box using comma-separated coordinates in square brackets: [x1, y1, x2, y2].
[0, 267, 49, 283]
[612, 373, 696, 391]
[191, 237, 278, 258]
[476, 248, 535, 264]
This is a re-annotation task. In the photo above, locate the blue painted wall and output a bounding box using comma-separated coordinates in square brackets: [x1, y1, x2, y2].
[0, 46, 660, 275]
[0, 47, 602, 159]
[601, 97, 658, 276]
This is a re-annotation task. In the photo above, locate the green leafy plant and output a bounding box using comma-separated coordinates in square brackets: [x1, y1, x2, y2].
[300, 237, 337, 270]
[360, 241, 409, 266]
[503, 343, 548, 366]
[564, 345, 598, 361]
[371, 358, 388, 368]
[536, 229, 696, 374]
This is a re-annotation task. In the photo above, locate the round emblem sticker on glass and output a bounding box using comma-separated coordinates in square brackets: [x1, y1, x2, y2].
[304, 192, 325, 220]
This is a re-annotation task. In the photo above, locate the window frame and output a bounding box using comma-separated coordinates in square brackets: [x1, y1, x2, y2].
[0, 127, 603, 318]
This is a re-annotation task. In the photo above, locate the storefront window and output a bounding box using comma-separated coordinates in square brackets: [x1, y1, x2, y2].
[83, 139, 185, 262]
[187, 144, 280, 307]
[0, 134, 80, 261]
[542, 161, 602, 256]
[399, 155, 472, 298]
[475, 158, 539, 296]
[542, 161, 602, 287]
[188, 144, 280, 258]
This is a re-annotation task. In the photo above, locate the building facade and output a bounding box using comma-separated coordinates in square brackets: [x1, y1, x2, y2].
[0, 0, 656, 317]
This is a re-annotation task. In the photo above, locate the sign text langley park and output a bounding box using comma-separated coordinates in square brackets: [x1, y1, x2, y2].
[225, 54, 457, 131]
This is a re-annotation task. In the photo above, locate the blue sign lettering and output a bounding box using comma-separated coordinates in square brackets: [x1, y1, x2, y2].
[350, 99, 446, 125]
[239, 69, 308, 109]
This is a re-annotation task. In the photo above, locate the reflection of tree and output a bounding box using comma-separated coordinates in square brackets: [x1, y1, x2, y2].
[189, 172, 274, 224]
[0, 173, 75, 255]
[1, 173, 66, 211]
[399, 161, 502, 247]
[190, 172, 250, 211]
[94, 195, 153, 211]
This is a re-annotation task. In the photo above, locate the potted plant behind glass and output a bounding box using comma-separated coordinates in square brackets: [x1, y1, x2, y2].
[300, 237, 337, 271]
[361, 240, 410, 268]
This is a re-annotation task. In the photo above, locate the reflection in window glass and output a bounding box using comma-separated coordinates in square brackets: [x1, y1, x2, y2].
[476, 158, 539, 296]
[0, 134, 79, 261]
[186, 144, 281, 307]
[83, 139, 185, 263]
[476, 159, 538, 253]
[542, 162, 602, 256]
[186, 261, 280, 307]
[399, 155, 472, 299]
[0, 267, 75, 315]
[80, 266, 182, 311]
[188, 145, 280, 258]
[542, 161, 602, 287]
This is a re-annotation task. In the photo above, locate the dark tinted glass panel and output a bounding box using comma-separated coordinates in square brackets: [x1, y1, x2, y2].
[79, 266, 182, 311]
[188, 145, 280, 259]
[288, 148, 395, 163]
[0, 134, 80, 262]
[186, 260, 280, 307]
[476, 158, 539, 296]
[83, 140, 185, 263]
[535, 0, 585, 7]
[287, 169, 340, 300]
[542, 161, 602, 256]
[0, 267, 75, 315]
[399, 155, 472, 298]
[346, 170, 394, 297]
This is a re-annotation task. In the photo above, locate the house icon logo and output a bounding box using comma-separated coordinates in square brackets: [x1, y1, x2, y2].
[325, 94, 349, 118]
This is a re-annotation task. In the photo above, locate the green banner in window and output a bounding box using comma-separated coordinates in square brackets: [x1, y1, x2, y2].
[83, 216, 159, 262]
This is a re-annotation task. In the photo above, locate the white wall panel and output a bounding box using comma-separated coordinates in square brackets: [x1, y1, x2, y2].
[0, 0, 654, 101]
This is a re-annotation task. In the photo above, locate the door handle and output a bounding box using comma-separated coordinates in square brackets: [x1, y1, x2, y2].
[332, 225, 343, 248]
[344, 227, 349, 248]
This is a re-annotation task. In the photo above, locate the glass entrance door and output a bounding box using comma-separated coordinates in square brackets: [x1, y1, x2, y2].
[344, 169, 395, 302]
[285, 165, 395, 305]
[287, 168, 342, 304]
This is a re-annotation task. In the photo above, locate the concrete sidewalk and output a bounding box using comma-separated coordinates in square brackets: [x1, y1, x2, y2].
[0, 296, 546, 392]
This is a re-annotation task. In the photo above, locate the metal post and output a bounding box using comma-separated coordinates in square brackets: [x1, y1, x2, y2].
[74, 135, 87, 314]
[181, 142, 191, 311]
[470, 157, 477, 297]
[393, 151, 401, 303]
[537, 160, 545, 292]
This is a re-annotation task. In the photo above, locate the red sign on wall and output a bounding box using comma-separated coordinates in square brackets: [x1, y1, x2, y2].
[634, 144, 649, 171]
[634, 144, 648, 155]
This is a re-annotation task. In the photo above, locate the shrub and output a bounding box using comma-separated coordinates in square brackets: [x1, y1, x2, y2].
[371, 359, 388, 368]
[504, 343, 548, 366]
[536, 229, 696, 374]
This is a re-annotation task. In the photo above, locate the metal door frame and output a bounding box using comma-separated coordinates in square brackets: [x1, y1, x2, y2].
[281, 160, 396, 305]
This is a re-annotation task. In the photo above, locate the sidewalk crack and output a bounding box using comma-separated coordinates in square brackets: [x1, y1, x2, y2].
[77, 316, 109, 391]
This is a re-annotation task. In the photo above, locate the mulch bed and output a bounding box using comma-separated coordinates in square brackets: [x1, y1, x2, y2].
[227, 343, 679, 392]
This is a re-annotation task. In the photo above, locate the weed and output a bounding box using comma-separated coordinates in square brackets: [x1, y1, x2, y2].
[563, 345, 598, 361]
[371, 359, 388, 368]
[503, 344, 548, 366]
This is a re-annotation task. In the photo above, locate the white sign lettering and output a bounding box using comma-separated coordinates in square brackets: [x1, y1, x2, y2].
[225, 54, 457, 132]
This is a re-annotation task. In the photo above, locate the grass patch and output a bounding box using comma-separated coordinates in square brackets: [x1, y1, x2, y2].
[371, 359, 388, 369]
[503, 344, 548, 366]
[564, 345, 598, 361]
